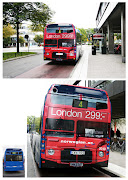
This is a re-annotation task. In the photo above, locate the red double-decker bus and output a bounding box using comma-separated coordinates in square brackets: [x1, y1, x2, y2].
[43, 24, 82, 62]
[30, 84, 111, 168]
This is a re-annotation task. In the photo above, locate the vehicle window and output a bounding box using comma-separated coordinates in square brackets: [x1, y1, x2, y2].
[96, 102, 107, 110]
[47, 28, 73, 33]
[51, 94, 107, 109]
[45, 39, 57, 44]
[45, 131, 74, 137]
[45, 118, 74, 131]
[51, 94, 79, 106]
[58, 39, 74, 47]
[45, 39, 57, 47]
[47, 28, 57, 33]
[77, 121, 108, 138]
[6, 155, 23, 161]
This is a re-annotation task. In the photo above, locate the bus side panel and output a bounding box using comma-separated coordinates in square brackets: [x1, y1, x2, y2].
[31, 133, 41, 167]
[76, 44, 82, 60]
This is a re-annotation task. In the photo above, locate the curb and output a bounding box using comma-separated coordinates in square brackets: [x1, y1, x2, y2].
[3, 53, 38, 63]
[102, 163, 126, 177]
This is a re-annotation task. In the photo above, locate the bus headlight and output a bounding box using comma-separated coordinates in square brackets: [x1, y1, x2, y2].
[70, 52, 74, 56]
[46, 52, 49, 55]
[99, 151, 104, 157]
[42, 144, 45, 148]
[48, 149, 55, 155]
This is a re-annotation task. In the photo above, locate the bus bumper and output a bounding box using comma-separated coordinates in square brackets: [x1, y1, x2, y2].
[41, 159, 108, 168]
[94, 160, 108, 167]
[44, 57, 76, 61]
[4, 166, 24, 171]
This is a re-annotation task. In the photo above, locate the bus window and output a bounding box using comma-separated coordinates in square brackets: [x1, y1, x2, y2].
[77, 121, 108, 138]
[45, 118, 74, 131]
[96, 102, 107, 110]
[58, 39, 74, 47]
[45, 39, 57, 47]
[6, 155, 23, 161]
[76, 32, 81, 45]
[51, 94, 107, 110]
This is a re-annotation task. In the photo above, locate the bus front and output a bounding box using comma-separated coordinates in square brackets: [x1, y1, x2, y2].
[41, 85, 111, 168]
[4, 148, 24, 171]
[44, 24, 77, 62]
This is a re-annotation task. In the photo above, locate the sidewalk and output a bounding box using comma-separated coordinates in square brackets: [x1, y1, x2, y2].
[3, 46, 43, 53]
[87, 51, 126, 79]
[70, 45, 126, 79]
[104, 150, 126, 177]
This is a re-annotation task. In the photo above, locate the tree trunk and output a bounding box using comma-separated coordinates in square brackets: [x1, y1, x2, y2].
[17, 22, 19, 53]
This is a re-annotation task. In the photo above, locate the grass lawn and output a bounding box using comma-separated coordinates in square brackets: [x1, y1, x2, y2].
[3, 52, 37, 60]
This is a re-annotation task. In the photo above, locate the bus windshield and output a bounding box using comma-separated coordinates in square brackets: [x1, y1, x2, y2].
[51, 94, 107, 109]
[45, 118, 74, 131]
[6, 155, 23, 161]
[45, 118, 74, 137]
[58, 39, 74, 47]
[77, 121, 108, 138]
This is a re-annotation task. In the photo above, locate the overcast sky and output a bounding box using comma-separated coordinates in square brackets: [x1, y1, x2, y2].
[43, 0, 100, 29]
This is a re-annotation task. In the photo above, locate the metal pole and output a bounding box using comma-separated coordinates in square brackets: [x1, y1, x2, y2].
[28, 39, 29, 52]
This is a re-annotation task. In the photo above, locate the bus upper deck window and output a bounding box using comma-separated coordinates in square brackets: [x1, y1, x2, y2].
[96, 102, 107, 110]
[67, 29, 73, 33]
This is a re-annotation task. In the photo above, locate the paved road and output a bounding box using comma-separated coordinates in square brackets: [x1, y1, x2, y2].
[3, 50, 45, 78]
[3, 45, 125, 79]
[3, 169, 25, 177]
[3, 46, 89, 78]
[27, 134, 37, 177]
[16, 61, 76, 78]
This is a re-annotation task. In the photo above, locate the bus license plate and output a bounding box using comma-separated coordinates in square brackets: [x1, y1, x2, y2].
[70, 151, 85, 155]
[56, 58, 62, 61]
[70, 162, 83, 167]
[56, 53, 63, 55]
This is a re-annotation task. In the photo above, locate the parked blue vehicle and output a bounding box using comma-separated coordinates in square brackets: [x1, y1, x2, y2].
[3, 148, 24, 171]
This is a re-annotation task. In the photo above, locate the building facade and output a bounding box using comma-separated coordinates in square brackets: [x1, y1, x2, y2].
[96, 2, 125, 62]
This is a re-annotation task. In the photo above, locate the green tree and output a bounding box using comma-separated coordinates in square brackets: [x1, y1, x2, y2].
[114, 33, 121, 40]
[3, 2, 54, 52]
[27, 116, 35, 132]
[77, 28, 95, 43]
[3, 24, 16, 47]
[27, 116, 41, 133]
[3, 37, 11, 48]
[78, 28, 88, 42]
[19, 36, 25, 43]
[86, 28, 95, 42]
[19, 36, 25, 45]
[3, 24, 16, 38]
[34, 35, 44, 45]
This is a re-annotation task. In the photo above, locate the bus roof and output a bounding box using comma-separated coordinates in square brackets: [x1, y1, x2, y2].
[49, 84, 108, 100]
[5, 148, 22, 152]
[46, 23, 74, 28]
